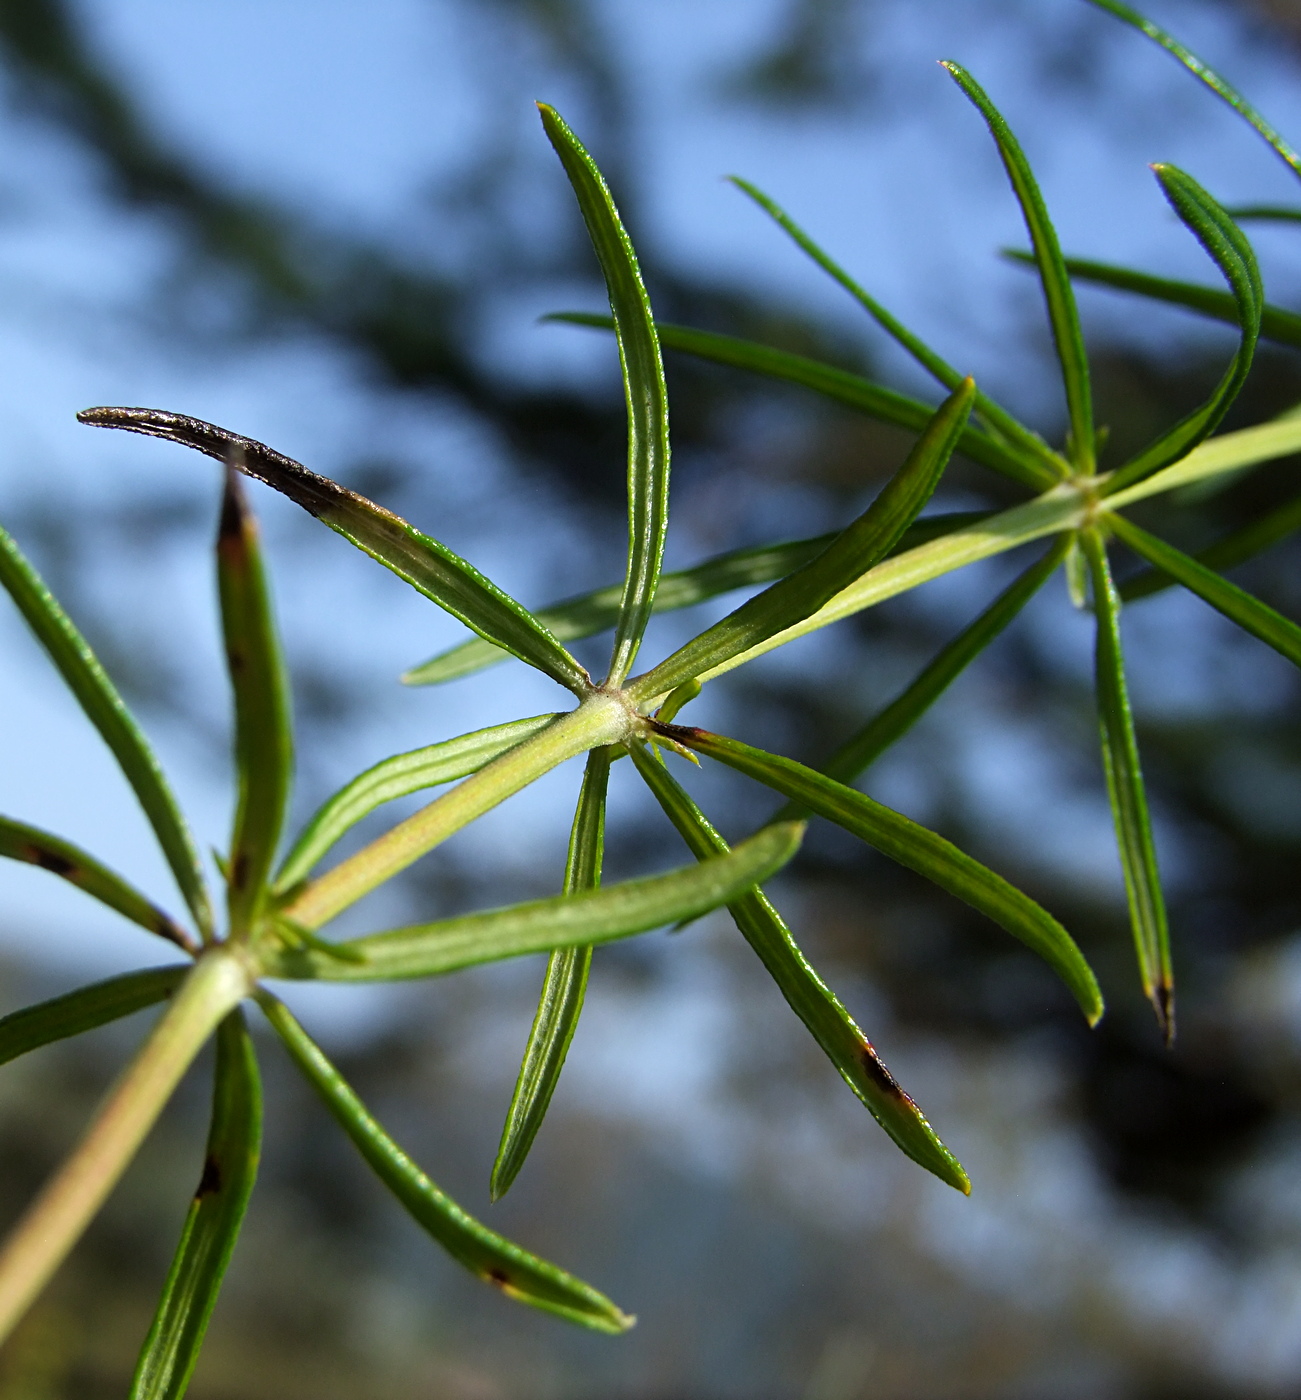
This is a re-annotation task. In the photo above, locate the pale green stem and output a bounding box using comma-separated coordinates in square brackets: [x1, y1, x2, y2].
[0, 947, 252, 1344]
[281, 694, 634, 931]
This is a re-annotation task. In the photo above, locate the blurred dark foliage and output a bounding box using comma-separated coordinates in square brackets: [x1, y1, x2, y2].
[1, 0, 1301, 1395]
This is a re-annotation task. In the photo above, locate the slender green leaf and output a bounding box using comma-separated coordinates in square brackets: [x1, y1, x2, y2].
[130, 1011, 261, 1400]
[627, 380, 975, 704]
[943, 63, 1095, 473]
[1121, 489, 1301, 601]
[548, 312, 1050, 489]
[403, 512, 990, 688]
[656, 725, 1103, 1024]
[216, 465, 293, 937]
[256, 991, 632, 1333]
[810, 538, 1071, 789]
[729, 178, 1068, 482]
[1225, 205, 1301, 222]
[1103, 169, 1262, 495]
[539, 106, 669, 685]
[0, 816, 194, 951]
[77, 409, 590, 697]
[274, 715, 558, 893]
[629, 745, 969, 1192]
[0, 524, 212, 939]
[0, 967, 185, 1068]
[261, 820, 804, 982]
[492, 748, 610, 1201]
[1081, 529, 1173, 1040]
[1109, 514, 1301, 668]
[1005, 250, 1301, 350]
[1086, 0, 1301, 180]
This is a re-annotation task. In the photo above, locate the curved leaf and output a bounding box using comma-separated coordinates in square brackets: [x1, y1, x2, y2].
[130, 1011, 261, 1400]
[539, 106, 669, 685]
[77, 409, 590, 697]
[627, 379, 975, 704]
[0, 967, 185, 1068]
[1104, 167, 1263, 495]
[492, 747, 610, 1200]
[274, 714, 558, 893]
[0, 816, 193, 951]
[257, 992, 632, 1333]
[657, 725, 1103, 1025]
[262, 820, 804, 982]
[217, 465, 293, 937]
[629, 744, 969, 1192]
[0, 524, 212, 939]
[943, 63, 1094, 472]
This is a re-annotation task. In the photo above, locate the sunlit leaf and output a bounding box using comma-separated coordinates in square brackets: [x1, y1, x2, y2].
[274, 714, 558, 893]
[656, 724, 1103, 1024]
[627, 379, 975, 704]
[129, 1011, 261, 1400]
[943, 63, 1095, 473]
[261, 820, 804, 982]
[216, 465, 293, 938]
[1121, 489, 1301, 601]
[0, 816, 193, 951]
[1005, 249, 1301, 350]
[548, 312, 1051, 489]
[257, 991, 633, 1333]
[1086, 0, 1301, 180]
[539, 106, 669, 685]
[629, 744, 970, 1192]
[1110, 514, 1301, 668]
[492, 748, 610, 1201]
[403, 512, 989, 688]
[0, 967, 185, 1068]
[730, 178, 1068, 481]
[1081, 529, 1173, 1040]
[77, 409, 590, 697]
[0, 524, 212, 939]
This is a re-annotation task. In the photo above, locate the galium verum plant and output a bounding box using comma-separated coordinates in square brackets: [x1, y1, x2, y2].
[1, 16, 1300, 1390]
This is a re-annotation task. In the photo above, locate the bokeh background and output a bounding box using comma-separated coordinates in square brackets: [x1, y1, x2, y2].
[2, 0, 1301, 1395]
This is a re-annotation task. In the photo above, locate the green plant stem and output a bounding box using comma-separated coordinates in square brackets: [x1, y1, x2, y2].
[0, 948, 252, 1345]
[280, 694, 634, 930]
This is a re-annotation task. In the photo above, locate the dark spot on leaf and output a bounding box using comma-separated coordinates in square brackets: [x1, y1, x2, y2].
[219, 475, 246, 541]
[196, 1155, 222, 1197]
[230, 851, 249, 891]
[486, 1268, 510, 1289]
[26, 844, 75, 877]
[860, 1044, 906, 1099]
[1156, 983, 1176, 1047]
[226, 645, 246, 674]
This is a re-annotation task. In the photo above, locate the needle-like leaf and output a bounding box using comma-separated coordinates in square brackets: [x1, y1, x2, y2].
[492, 748, 610, 1201]
[810, 538, 1071, 787]
[1004, 250, 1301, 350]
[0, 816, 195, 952]
[1110, 514, 1301, 668]
[1104, 168, 1262, 495]
[273, 715, 558, 894]
[403, 513, 990, 688]
[1121, 489, 1301, 601]
[1225, 205, 1301, 222]
[217, 465, 293, 938]
[261, 820, 804, 982]
[942, 63, 1095, 473]
[77, 409, 590, 697]
[0, 967, 185, 1068]
[0, 524, 212, 939]
[1081, 528, 1173, 1040]
[256, 991, 632, 1333]
[655, 725, 1103, 1024]
[1086, 0, 1301, 181]
[129, 1011, 261, 1400]
[730, 178, 1068, 482]
[549, 313, 1050, 489]
[539, 106, 669, 685]
[627, 379, 976, 704]
[629, 745, 969, 1192]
